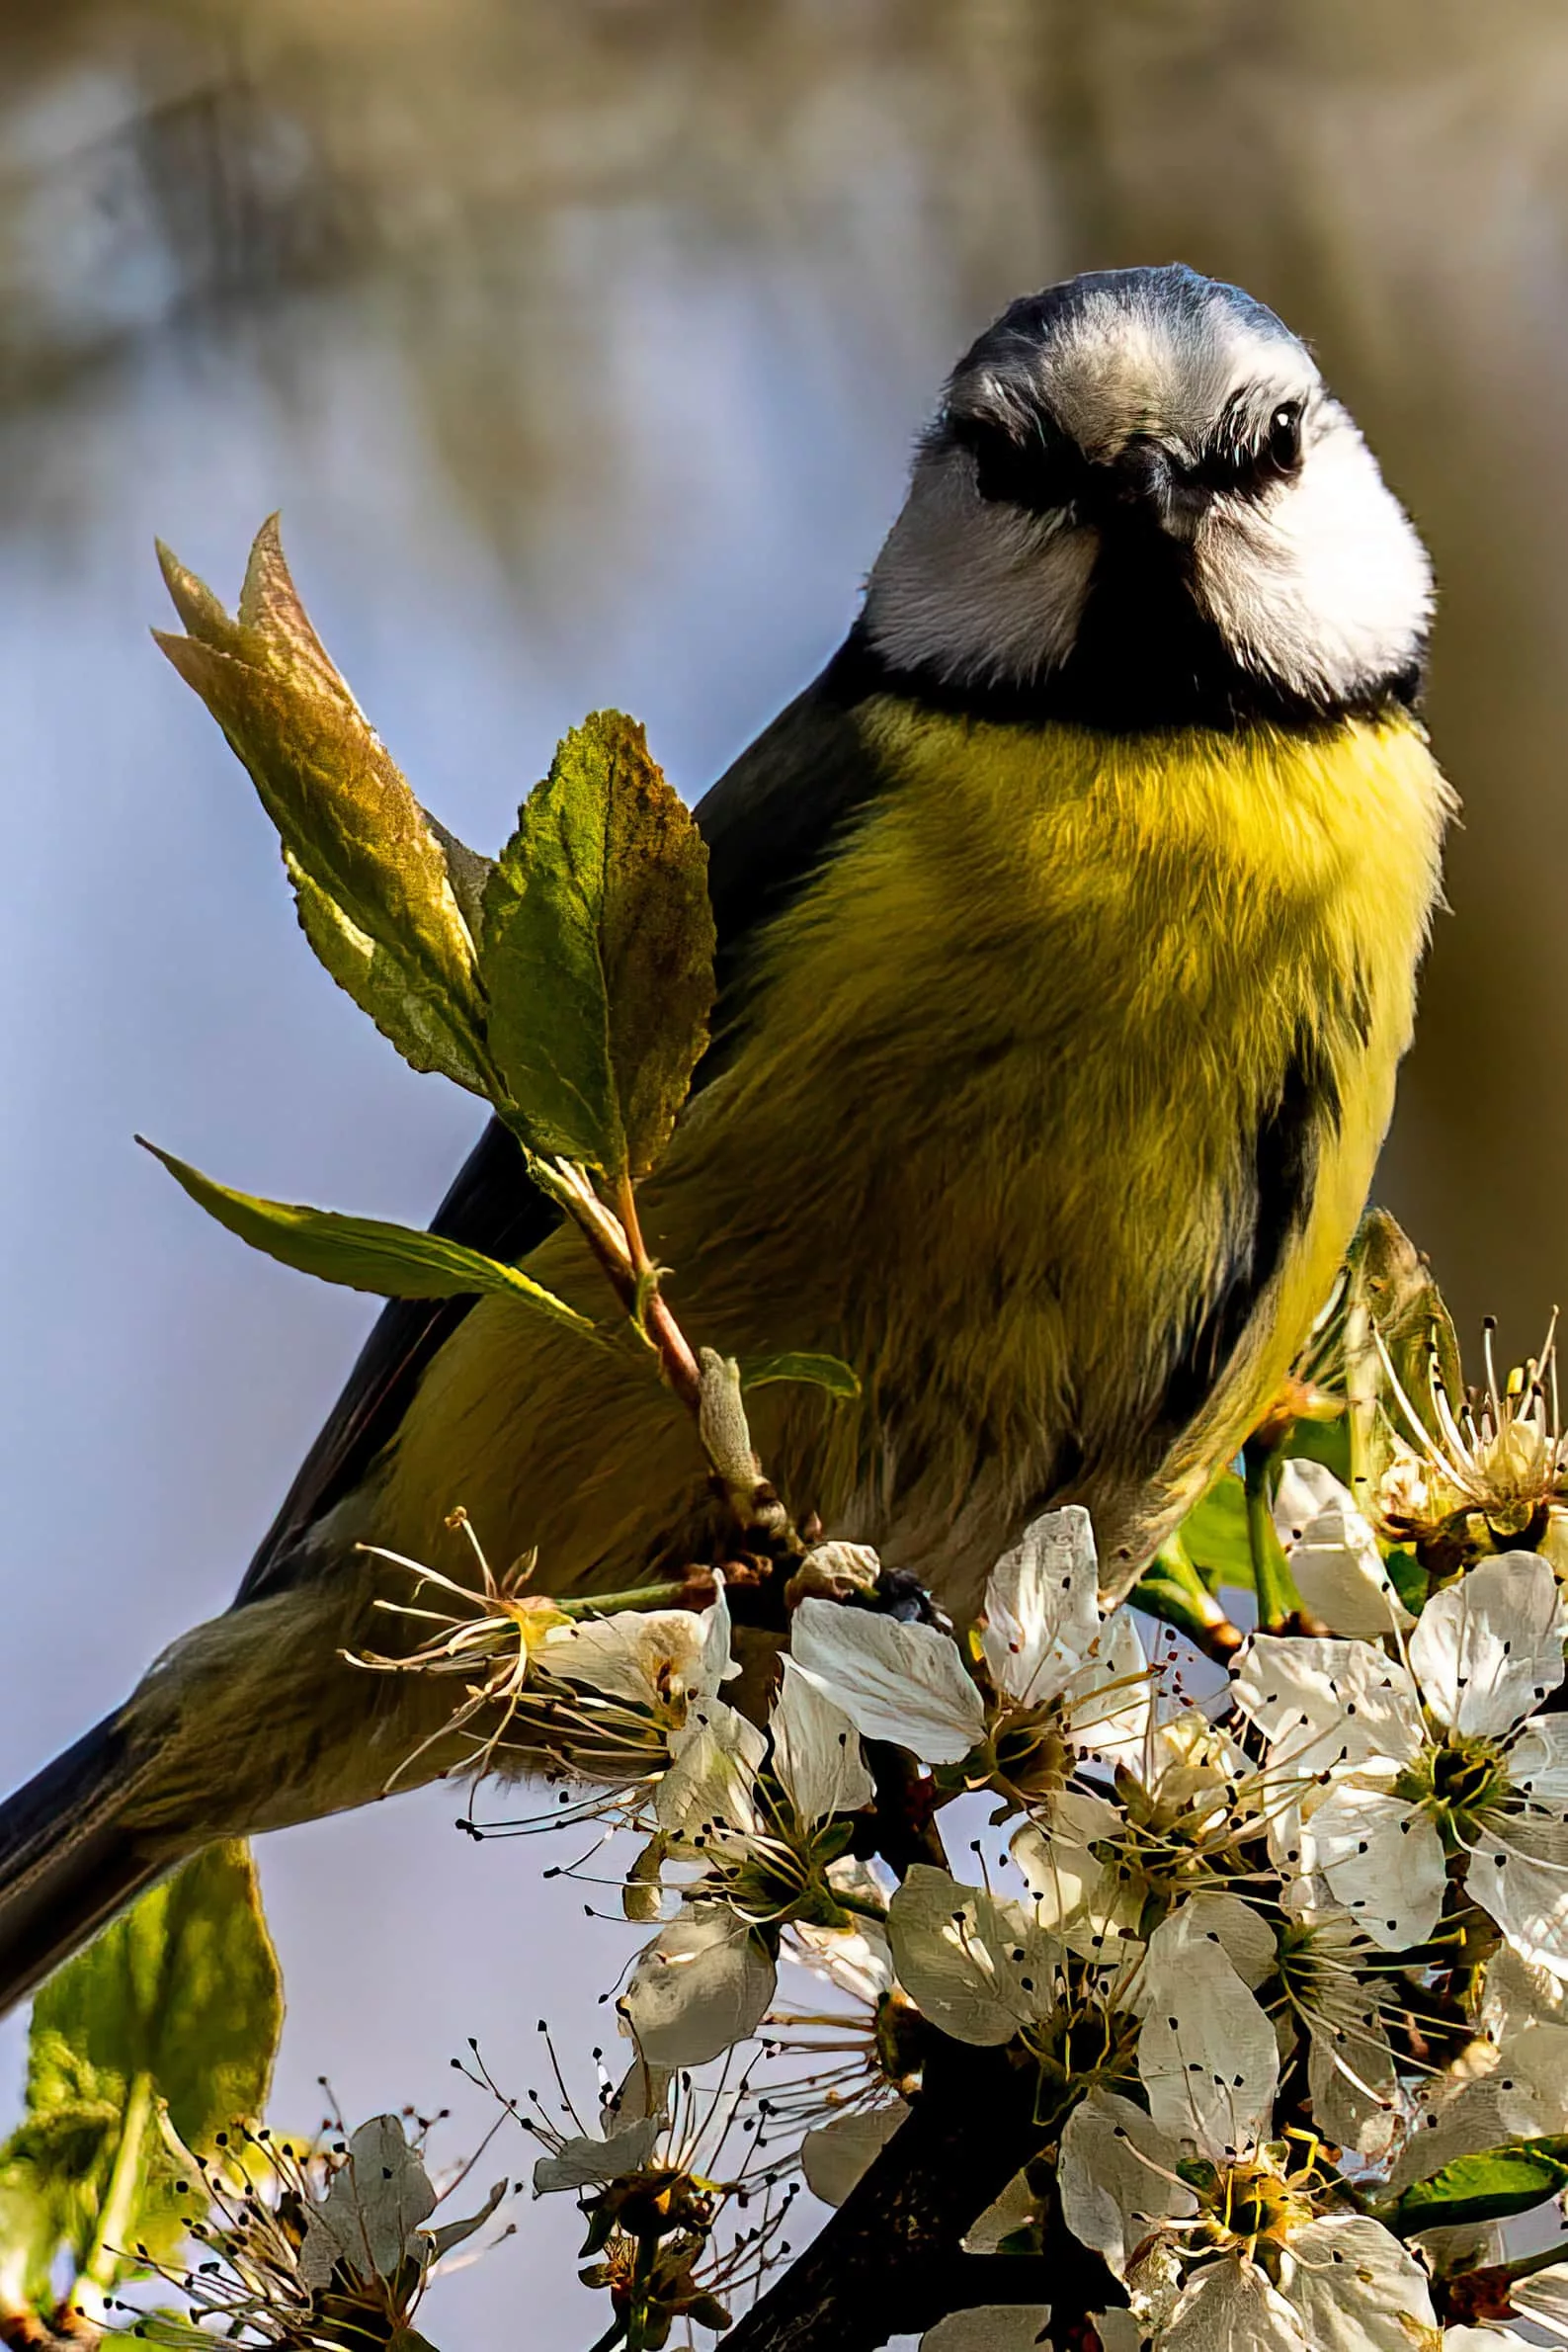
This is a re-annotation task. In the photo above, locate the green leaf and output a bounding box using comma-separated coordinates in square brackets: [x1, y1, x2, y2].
[1276, 1412, 1352, 1487]
[155, 521, 493, 1094]
[287, 852, 492, 1094]
[481, 711, 715, 1178]
[1175, 1470, 1254, 1593]
[34, 1844, 282, 2150]
[0, 1845, 284, 2310]
[738, 1352, 862, 1400]
[1129, 1567, 1234, 1652]
[1384, 1546, 1429, 1615]
[141, 1140, 599, 1342]
[1387, 2138, 1568, 2235]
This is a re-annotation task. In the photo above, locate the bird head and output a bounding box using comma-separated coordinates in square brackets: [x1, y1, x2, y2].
[863, 264, 1433, 727]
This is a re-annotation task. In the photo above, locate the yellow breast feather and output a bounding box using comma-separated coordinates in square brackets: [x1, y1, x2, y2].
[373, 705, 1451, 1613]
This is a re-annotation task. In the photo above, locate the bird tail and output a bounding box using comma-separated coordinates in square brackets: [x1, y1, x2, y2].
[0, 1713, 174, 2014]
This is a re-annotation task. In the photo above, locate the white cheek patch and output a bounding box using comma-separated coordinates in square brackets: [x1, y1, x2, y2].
[864, 458, 1098, 688]
[1194, 409, 1433, 702]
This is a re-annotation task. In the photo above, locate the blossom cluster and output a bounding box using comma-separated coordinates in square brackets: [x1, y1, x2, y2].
[145, 1309, 1568, 2352]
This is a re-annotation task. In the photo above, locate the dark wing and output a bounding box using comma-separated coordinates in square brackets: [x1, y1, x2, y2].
[233, 647, 880, 1606]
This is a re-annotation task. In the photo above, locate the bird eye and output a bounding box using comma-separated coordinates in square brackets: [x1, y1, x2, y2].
[1264, 400, 1303, 473]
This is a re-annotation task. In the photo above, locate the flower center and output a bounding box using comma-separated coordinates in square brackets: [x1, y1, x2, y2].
[987, 1706, 1074, 1803]
[1396, 1732, 1509, 1842]
[1184, 2156, 1308, 2251]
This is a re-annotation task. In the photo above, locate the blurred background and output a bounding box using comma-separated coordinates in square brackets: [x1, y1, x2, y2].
[0, 0, 1564, 2338]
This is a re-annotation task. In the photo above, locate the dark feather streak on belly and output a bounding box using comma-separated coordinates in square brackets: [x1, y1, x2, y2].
[1155, 1018, 1345, 1439]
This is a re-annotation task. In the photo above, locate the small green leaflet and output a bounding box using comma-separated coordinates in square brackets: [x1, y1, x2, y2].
[1386, 2137, 1568, 2235]
[1383, 1546, 1429, 1615]
[1175, 1470, 1254, 1593]
[155, 521, 493, 1096]
[738, 1353, 862, 1400]
[481, 712, 716, 1179]
[0, 1844, 283, 2315]
[141, 1140, 598, 1342]
[1274, 1412, 1353, 1488]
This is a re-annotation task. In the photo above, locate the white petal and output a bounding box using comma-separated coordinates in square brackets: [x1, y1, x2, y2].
[1090, 2315, 1144, 2352]
[532, 2115, 660, 2195]
[1057, 2088, 1193, 2277]
[1391, 2052, 1567, 2197]
[789, 1599, 985, 1766]
[1273, 1457, 1349, 1543]
[1232, 1636, 1424, 1772]
[1276, 2215, 1440, 2352]
[542, 1607, 709, 1711]
[1409, 1551, 1567, 1736]
[1165, 2256, 1308, 2352]
[1306, 1783, 1447, 1950]
[784, 1913, 896, 2006]
[1483, 1940, 1568, 2036]
[299, 2116, 436, 2289]
[963, 2167, 1042, 2253]
[799, 2101, 906, 2206]
[423, 2177, 508, 2263]
[1466, 1815, 1568, 1979]
[1307, 1991, 1401, 2162]
[1280, 1479, 1415, 1637]
[1010, 1817, 1104, 1925]
[1146, 1894, 1278, 1992]
[620, 1905, 776, 2067]
[1063, 1609, 1153, 1771]
[600, 2056, 670, 2132]
[1506, 1715, 1568, 1806]
[1493, 2019, 1568, 2132]
[1442, 2332, 1535, 2352]
[1137, 1939, 1279, 2161]
[1012, 1818, 1143, 1965]
[1510, 2259, 1568, 2339]
[920, 2311, 1051, 2352]
[771, 1658, 875, 1825]
[979, 1505, 1100, 1707]
[699, 1573, 740, 1692]
[654, 1698, 765, 1845]
[887, 1866, 1056, 2046]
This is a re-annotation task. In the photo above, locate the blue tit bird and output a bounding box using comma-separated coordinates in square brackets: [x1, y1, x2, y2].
[0, 265, 1451, 2007]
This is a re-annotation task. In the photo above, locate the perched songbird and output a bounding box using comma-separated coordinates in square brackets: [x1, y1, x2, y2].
[0, 265, 1451, 2005]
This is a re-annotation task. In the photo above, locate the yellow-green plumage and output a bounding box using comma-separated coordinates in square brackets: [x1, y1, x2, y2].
[106, 712, 1452, 1844]
[369, 706, 1449, 1631]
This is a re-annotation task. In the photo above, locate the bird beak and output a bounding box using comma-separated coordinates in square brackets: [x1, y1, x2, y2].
[1107, 439, 1210, 542]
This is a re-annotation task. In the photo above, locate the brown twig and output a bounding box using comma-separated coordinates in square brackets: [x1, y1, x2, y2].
[718, 2038, 1070, 2352]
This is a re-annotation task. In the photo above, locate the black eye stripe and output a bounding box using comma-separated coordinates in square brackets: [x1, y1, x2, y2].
[940, 392, 1307, 513]
[942, 409, 1092, 513]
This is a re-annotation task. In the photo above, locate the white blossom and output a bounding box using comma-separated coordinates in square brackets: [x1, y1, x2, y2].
[541, 1581, 737, 1724]
[788, 1598, 985, 1766]
[886, 1865, 1064, 2049]
[1273, 1461, 1416, 1635]
[132, 2113, 507, 2348]
[788, 1508, 1146, 1793]
[621, 1904, 778, 2068]
[1236, 1554, 1568, 1971]
[799, 2102, 907, 2206]
[1060, 2082, 1440, 2352]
